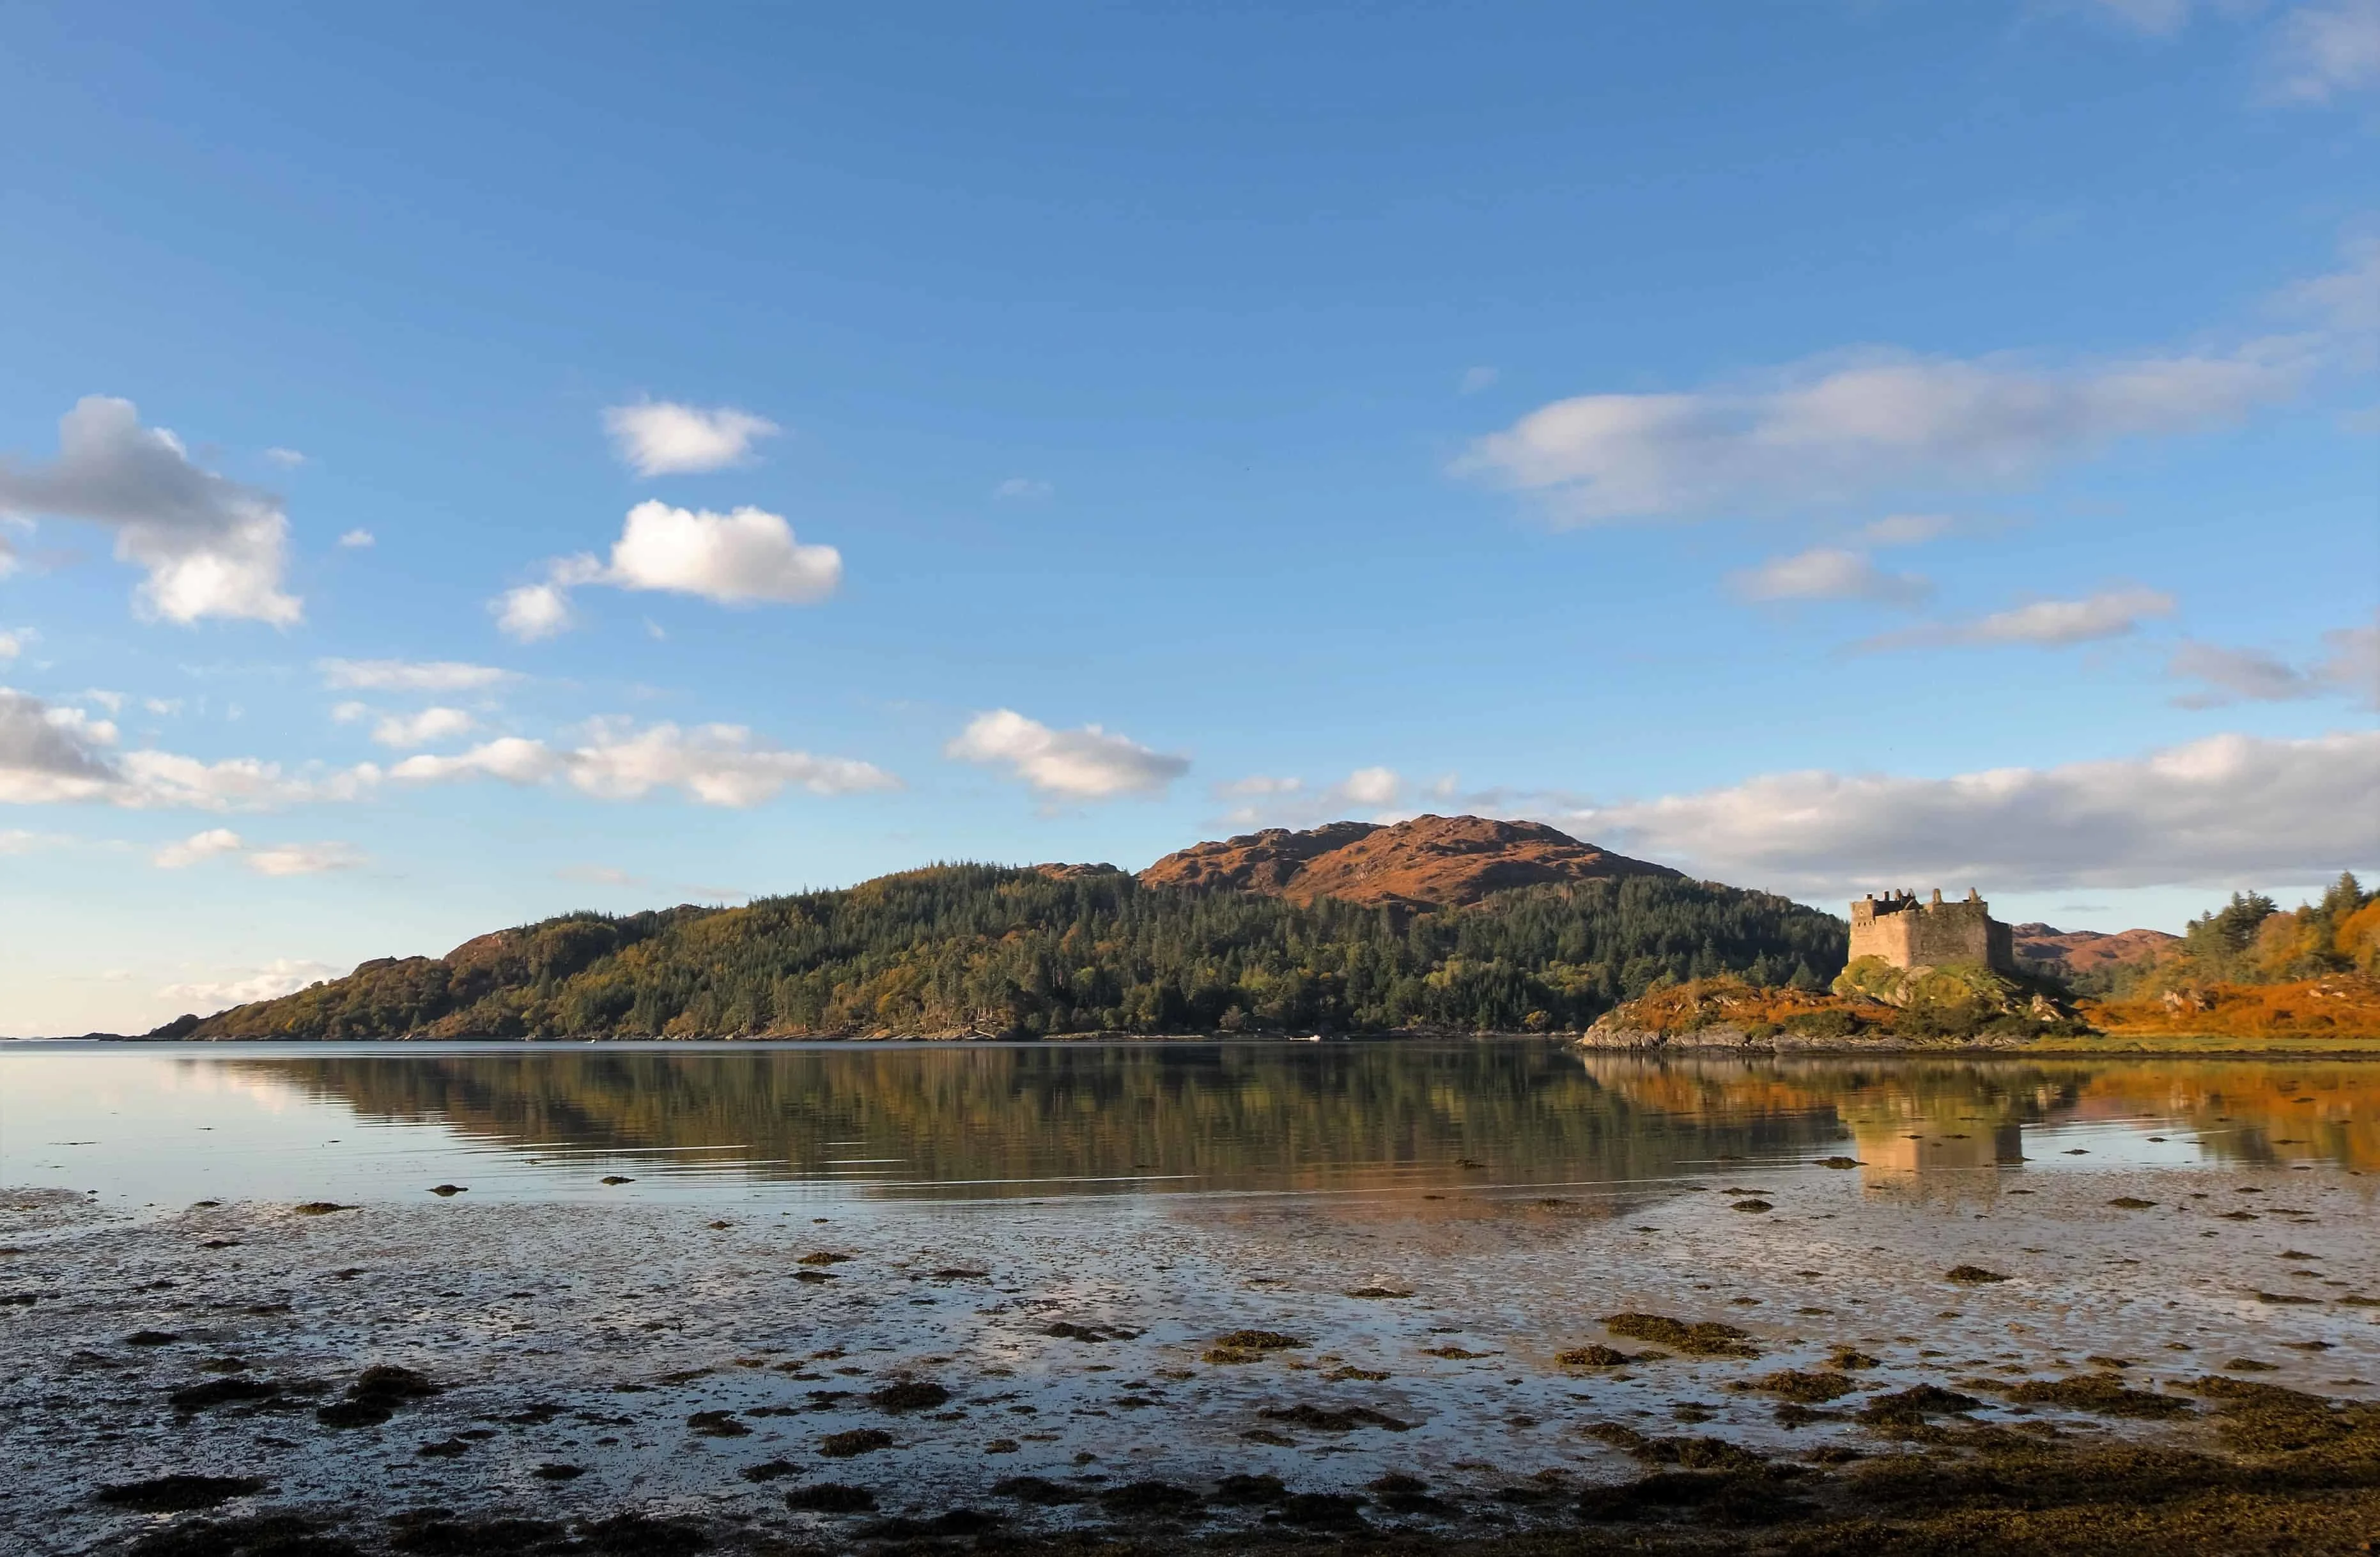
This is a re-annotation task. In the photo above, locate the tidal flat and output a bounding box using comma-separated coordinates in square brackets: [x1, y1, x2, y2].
[4, 1041, 2379, 1554]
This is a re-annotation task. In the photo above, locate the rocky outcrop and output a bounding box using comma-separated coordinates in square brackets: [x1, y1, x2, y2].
[1138, 815, 1678, 911]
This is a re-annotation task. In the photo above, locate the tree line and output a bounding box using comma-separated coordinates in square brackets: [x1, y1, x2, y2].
[176, 865, 1850, 1039]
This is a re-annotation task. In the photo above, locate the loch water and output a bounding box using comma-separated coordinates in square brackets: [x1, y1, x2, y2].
[4, 1038, 2369, 1211]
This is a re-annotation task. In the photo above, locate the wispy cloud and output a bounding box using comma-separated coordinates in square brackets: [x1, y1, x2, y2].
[160, 958, 346, 1012]
[153, 828, 364, 876]
[1210, 766, 1414, 828]
[947, 710, 1188, 801]
[1857, 586, 2176, 652]
[2266, 0, 2380, 102]
[2170, 616, 2380, 708]
[1540, 729, 2380, 894]
[369, 708, 477, 748]
[318, 658, 516, 693]
[1458, 345, 2300, 523]
[392, 720, 899, 807]
[1730, 547, 1933, 606]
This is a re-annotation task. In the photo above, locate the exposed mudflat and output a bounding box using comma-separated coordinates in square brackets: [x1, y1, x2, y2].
[8, 1150, 2379, 1556]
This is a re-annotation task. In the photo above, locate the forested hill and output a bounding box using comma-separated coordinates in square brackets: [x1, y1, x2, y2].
[163, 849, 1849, 1041]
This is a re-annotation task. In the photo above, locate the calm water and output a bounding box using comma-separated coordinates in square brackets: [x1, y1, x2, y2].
[2, 1039, 2371, 1212]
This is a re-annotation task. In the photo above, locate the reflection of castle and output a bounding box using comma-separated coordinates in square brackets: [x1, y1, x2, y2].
[1850, 888, 2014, 972]
[1844, 1117, 2023, 1175]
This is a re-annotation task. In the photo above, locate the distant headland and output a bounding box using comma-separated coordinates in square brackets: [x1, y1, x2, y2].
[92, 816, 2378, 1050]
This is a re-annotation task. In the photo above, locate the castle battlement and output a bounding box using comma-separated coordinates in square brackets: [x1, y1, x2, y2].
[1848, 887, 2014, 972]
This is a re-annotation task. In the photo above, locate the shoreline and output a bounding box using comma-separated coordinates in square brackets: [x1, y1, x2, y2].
[8, 1150, 2378, 1556]
[20, 1028, 2380, 1059]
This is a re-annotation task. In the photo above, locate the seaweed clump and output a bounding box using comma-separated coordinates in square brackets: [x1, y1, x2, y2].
[95, 1476, 268, 1513]
[1583, 1423, 1770, 1473]
[818, 1429, 894, 1458]
[1602, 1313, 1759, 1358]
[318, 1365, 441, 1429]
[866, 1379, 950, 1413]
[785, 1483, 877, 1512]
[1258, 1402, 1414, 1432]
[2003, 1374, 2194, 1419]
[1736, 1368, 1856, 1404]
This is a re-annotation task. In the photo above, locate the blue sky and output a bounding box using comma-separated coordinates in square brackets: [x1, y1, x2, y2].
[1, 2, 2374, 1034]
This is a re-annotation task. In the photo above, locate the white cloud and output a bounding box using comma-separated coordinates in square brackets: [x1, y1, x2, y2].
[392, 721, 897, 807]
[1459, 366, 1500, 396]
[1549, 729, 2380, 894]
[318, 658, 517, 693]
[2268, 0, 2380, 101]
[263, 447, 307, 468]
[1, 686, 380, 809]
[1731, 546, 1933, 606]
[114, 750, 380, 810]
[2172, 616, 2380, 708]
[337, 527, 374, 548]
[0, 630, 22, 662]
[994, 477, 1054, 500]
[0, 397, 302, 624]
[330, 701, 367, 723]
[79, 688, 125, 715]
[566, 720, 893, 805]
[1459, 346, 2299, 523]
[602, 401, 778, 476]
[245, 840, 365, 877]
[143, 697, 182, 717]
[1859, 586, 2176, 651]
[493, 503, 841, 637]
[160, 958, 345, 1012]
[605, 502, 840, 604]
[390, 736, 560, 787]
[0, 828, 70, 854]
[370, 707, 476, 748]
[495, 580, 576, 642]
[154, 828, 245, 868]
[947, 709, 1189, 800]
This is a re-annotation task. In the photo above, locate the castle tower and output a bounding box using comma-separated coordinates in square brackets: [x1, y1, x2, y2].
[1848, 888, 2014, 972]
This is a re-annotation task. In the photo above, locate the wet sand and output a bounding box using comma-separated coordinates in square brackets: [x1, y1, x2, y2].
[8, 1152, 2380, 1555]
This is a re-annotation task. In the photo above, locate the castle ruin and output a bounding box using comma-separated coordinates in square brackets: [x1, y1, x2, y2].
[1848, 888, 2014, 972]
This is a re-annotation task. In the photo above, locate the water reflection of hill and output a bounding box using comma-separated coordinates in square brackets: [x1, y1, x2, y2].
[226, 1042, 1851, 1198]
[225, 1045, 2380, 1201]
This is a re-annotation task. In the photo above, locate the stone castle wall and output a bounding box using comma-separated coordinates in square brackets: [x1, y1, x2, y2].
[1849, 892, 2014, 972]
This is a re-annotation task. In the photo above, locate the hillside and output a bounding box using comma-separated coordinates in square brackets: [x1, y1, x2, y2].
[1139, 814, 1678, 910]
[158, 820, 1847, 1040]
[2011, 922, 2179, 976]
